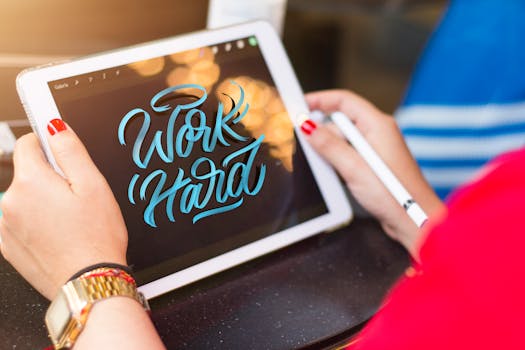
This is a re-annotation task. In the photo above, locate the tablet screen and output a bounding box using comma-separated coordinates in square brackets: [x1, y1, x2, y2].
[48, 36, 328, 285]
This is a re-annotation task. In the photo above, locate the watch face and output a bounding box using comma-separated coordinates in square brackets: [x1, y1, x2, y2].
[45, 292, 71, 341]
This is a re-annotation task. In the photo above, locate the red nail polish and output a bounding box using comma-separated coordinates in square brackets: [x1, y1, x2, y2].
[47, 119, 67, 136]
[300, 119, 317, 135]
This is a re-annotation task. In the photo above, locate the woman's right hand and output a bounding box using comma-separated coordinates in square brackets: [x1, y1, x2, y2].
[302, 90, 445, 256]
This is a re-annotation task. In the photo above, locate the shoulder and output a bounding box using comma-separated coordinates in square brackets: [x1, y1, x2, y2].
[354, 147, 525, 350]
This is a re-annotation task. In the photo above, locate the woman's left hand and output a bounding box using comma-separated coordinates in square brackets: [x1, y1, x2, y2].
[0, 125, 128, 300]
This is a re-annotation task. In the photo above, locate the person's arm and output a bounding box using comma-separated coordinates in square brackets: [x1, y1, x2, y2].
[301, 90, 445, 256]
[76, 297, 165, 349]
[0, 122, 165, 349]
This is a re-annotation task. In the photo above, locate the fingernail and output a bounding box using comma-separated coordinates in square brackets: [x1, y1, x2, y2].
[47, 119, 67, 136]
[300, 119, 317, 135]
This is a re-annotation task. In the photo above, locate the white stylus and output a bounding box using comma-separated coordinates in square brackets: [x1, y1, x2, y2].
[329, 111, 428, 227]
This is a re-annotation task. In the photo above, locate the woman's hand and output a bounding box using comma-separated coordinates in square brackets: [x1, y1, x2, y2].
[303, 90, 445, 256]
[0, 121, 128, 300]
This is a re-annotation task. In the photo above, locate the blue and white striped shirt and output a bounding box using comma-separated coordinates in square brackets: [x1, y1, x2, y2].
[396, 0, 525, 199]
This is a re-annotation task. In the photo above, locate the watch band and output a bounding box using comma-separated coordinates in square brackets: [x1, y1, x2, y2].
[72, 275, 145, 304]
[46, 271, 149, 349]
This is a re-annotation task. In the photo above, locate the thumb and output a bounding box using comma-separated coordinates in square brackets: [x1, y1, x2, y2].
[305, 90, 385, 132]
[304, 121, 365, 186]
[46, 118, 102, 191]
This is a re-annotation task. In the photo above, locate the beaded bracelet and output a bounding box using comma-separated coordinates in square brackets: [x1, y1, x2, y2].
[78, 267, 137, 286]
[68, 262, 135, 282]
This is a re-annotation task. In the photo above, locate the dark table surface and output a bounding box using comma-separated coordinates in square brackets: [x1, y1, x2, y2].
[0, 216, 409, 350]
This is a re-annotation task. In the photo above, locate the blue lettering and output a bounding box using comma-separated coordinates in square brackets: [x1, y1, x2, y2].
[120, 82, 267, 227]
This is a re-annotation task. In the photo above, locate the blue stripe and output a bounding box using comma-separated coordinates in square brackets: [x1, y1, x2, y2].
[417, 158, 489, 168]
[401, 122, 525, 137]
[434, 187, 453, 200]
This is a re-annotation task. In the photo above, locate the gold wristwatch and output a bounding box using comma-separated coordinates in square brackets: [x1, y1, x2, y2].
[45, 274, 149, 349]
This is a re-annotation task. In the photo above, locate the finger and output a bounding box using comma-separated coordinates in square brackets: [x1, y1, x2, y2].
[309, 120, 346, 141]
[306, 123, 365, 185]
[325, 121, 345, 139]
[45, 119, 103, 191]
[305, 90, 384, 128]
[11, 134, 67, 200]
[12, 133, 56, 181]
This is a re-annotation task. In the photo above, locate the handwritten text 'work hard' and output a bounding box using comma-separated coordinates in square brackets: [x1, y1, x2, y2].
[118, 83, 266, 227]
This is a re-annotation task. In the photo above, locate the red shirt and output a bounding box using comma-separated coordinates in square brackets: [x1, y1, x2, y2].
[352, 148, 525, 350]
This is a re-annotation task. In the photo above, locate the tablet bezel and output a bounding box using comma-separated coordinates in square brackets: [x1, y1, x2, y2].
[17, 21, 352, 299]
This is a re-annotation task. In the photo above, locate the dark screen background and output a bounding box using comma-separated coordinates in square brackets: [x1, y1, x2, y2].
[49, 37, 327, 284]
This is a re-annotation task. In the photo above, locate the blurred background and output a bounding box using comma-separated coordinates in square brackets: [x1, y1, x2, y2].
[0, 0, 447, 188]
[0, 0, 446, 119]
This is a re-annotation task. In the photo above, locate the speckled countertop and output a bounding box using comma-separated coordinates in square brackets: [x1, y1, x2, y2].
[0, 218, 408, 349]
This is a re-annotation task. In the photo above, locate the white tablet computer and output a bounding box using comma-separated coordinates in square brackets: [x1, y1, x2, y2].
[17, 21, 352, 299]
